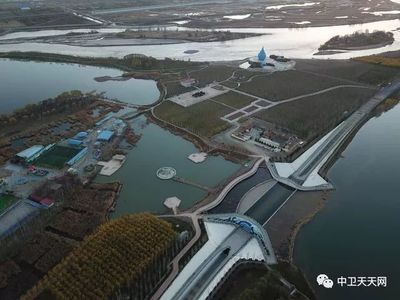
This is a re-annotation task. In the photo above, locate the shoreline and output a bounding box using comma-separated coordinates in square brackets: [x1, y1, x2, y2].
[314, 39, 395, 55]
[0, 17, 395, 37]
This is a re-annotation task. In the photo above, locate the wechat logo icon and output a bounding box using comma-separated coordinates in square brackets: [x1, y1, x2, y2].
[317, 274, 334, 289]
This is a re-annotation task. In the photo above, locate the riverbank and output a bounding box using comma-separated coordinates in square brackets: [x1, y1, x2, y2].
[265, 94, 400, 261]
[1, 19, 399, 61]
[315, 30, 395, 55]
[293, 98, 400, 300]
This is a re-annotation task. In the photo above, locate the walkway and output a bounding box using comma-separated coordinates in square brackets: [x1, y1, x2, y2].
[151, 157, 264, 299]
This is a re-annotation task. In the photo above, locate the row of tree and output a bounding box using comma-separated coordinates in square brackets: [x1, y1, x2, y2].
[23, 213, 178, 299]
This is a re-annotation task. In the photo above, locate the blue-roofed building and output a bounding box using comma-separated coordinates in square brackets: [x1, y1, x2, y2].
[15, 145, 44, 164]
[97, 130, 114, 142]
[74, 131, 88, 140]
[68, 139, 83, 146]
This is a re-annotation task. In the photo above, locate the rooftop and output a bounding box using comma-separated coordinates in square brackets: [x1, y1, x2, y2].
[16, 145, 44, 159]
[97, 130, 114, 141]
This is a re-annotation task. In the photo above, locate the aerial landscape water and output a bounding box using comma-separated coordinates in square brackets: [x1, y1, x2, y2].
[95, 117, 242, 216]
[294, 102, 400, 300]
[0, 19, 399, 60]
[0, 0, 399, 298]
[0, 59, 160, 113]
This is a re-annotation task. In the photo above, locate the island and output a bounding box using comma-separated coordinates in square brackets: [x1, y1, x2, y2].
[113, 29, 261, 42]
[0, 29, 262, 47]
[316, 30, 394, 54]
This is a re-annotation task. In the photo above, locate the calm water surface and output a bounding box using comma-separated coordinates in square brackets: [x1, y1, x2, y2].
[96, 117, 242, 216]
[294, 103, 400, 300]
[0, 59, 160, 113]
[0, 19, 399, 60]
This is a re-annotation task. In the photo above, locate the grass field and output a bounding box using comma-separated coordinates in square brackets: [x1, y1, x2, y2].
[34, 145, 81, 169]
[190, 65, 236, 86]
[0, 194, 18, 213]
[154, 100, 233, 138]
[235, 70, 347, 101]
[353, 56, 400, 69]
[211, 91, 256, 109]
[165, 82, 196, 98]
[296, 59, 399, 85]
[254, 87, 375, 139]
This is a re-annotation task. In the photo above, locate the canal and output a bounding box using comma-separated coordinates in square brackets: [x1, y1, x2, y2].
[0, 58, 160, 113]
[294, 102, 400, 300]
[245, 183, 294, 225]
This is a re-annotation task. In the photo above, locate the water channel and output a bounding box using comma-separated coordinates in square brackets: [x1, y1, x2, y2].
[294, 103, 400, 300]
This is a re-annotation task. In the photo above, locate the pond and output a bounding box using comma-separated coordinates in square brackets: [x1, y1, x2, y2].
[95, 117, 243, 216]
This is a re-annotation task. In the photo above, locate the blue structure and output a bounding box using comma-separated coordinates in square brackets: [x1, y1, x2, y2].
[95, 114, 113, 127]
[74, 131, 88, 140]
[66, 147, 88, 166]
[97, 130, 114, 142]
[258, 47, 267, 62]
[68, 139, 83, 146]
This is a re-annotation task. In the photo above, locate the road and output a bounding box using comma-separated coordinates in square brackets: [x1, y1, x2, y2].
[151, 158, 264, 300]
[290, 79, 400, 186]
[245, 183, 295, 225]
[265, 79, 400, 190]
[170, 227, 251, 300]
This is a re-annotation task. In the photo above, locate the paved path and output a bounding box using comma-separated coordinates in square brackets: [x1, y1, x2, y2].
[151, 213, 200, 300]
[197, 157, 265, 214]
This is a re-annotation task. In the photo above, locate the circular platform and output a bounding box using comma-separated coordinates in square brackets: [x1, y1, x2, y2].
[156, 167, 177, 180]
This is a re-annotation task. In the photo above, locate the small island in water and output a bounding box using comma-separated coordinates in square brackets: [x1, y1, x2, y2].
[316, 30, 394, 55]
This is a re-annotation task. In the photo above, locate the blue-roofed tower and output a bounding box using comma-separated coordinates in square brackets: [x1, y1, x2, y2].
[258, 47, 267, 62]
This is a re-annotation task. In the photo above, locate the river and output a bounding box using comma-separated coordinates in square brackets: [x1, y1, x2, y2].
[294, 102, 400, 300]
[0, 58, 160, 113]
[95, 116, 242, 216]
[0, 19, 399, 60]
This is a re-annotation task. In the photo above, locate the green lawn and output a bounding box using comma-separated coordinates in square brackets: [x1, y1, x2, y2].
[0, 194, 18, 213]
[165, 81, 196, 98]
[34, 145, 81, 169]
[237, 70, 347, 101]
[190, 65, 236, 86]
[154, 100, 233, 138]
[211, 91, 256, 109]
